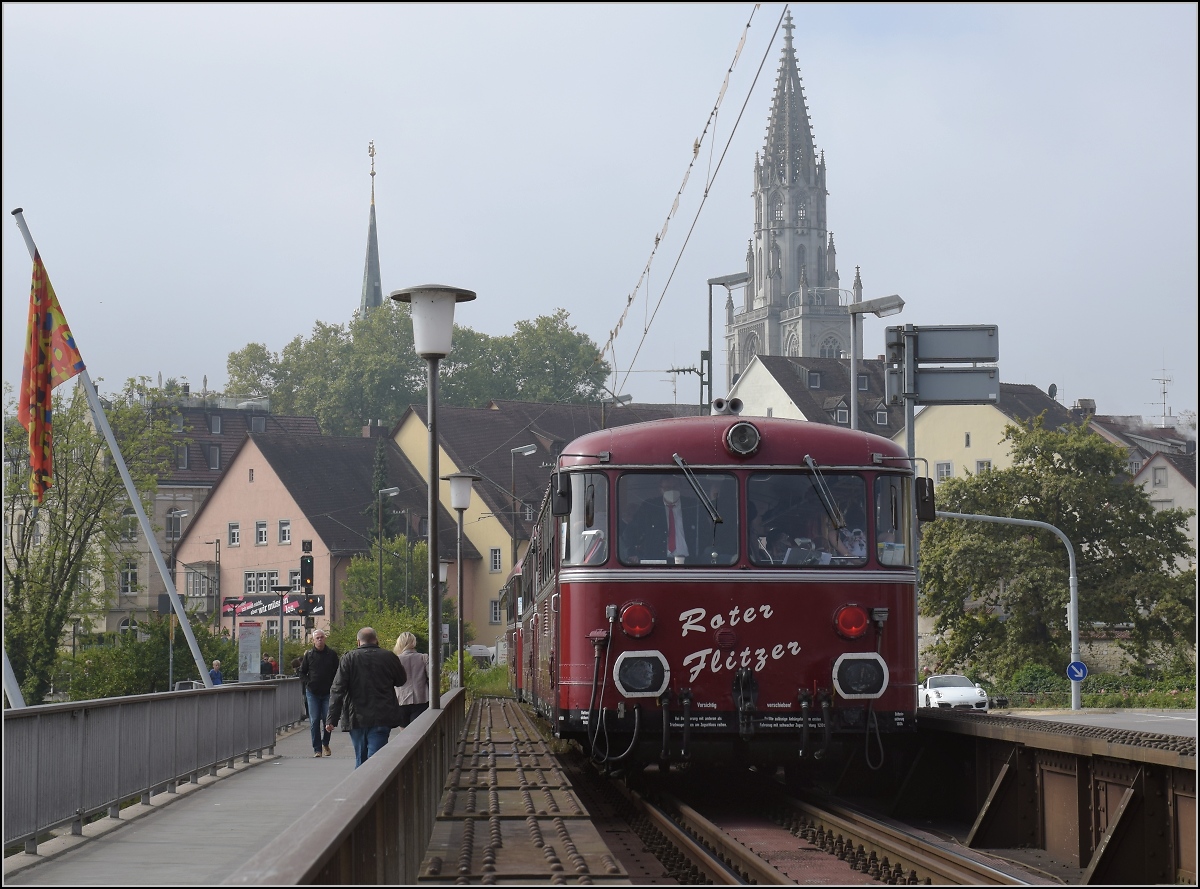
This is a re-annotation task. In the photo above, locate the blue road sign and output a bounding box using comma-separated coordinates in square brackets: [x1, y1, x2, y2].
[1067, 661, 1088, 681]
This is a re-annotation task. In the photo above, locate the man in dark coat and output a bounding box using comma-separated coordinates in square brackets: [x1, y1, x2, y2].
[326, 627, 407, 768]
[298, 629, 340, 758]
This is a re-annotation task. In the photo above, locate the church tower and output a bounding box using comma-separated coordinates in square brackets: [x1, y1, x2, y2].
[360, 141, 383, 314]
[725, 11, 853, 387]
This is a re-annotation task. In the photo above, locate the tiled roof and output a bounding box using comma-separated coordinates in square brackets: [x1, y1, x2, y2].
[194, 433, 476, 561]
[162, 404, 321, 488]
[995, 383, 1076, 428]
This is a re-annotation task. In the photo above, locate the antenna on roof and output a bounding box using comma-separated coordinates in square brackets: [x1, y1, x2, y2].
[1151, 368, 1173, 428]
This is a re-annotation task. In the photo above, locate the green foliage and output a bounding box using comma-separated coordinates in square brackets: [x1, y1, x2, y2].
[4, 379, 177, 704]
[224, 303, 611, 436]
[465, 664, 512, 703]
[995, 668, 1196, 709]
[919, 417, 1195, 680]
[64, 617, 236, 699]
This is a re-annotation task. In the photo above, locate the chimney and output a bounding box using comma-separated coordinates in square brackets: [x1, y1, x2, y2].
[362, 419, 387, 438]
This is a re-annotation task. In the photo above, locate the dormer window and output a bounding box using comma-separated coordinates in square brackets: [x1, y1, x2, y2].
[172, 413, 184, 432]
[210, 415, 221, 434]
[809, 372, 821, 389]
[857, 374, 869, 392]
[836, 408, 849, 424]
[875, 410, 888, 425]
[250, 415, 266, 433]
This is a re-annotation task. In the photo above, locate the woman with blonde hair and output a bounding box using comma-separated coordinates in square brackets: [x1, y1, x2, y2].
[392, 631, 430, 727]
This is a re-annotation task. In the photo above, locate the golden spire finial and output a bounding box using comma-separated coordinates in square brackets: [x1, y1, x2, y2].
[368, 140, 376, 203]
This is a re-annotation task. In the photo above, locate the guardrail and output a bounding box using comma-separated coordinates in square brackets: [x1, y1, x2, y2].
[3, 678, 305, 852]
[225, 687, 466, 885]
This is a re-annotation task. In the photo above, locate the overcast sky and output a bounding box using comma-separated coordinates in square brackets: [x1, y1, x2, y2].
[3, 3, 1196, 426]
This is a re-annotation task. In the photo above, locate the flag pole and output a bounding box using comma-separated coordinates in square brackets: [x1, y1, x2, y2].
[10, 208, 213, 688]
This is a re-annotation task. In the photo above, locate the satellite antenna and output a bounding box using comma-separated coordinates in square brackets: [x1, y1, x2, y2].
[1048, 383, 1057, 401]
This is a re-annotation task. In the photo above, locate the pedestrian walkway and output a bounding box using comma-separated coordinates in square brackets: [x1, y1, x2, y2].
[4, 720, 357, 885]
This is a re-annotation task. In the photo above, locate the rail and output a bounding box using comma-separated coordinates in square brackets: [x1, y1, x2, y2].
[3, 678, 304, 852]
[225, 688, 466, 885]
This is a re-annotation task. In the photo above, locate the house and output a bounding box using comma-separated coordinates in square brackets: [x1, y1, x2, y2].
[1134, 451, 1198, 572]
[391, 400, 694, 650]
[106, 390, 321, 634]
[895, 383, 1077, 485]
[1088, 410, 1195, 477]
[726, 354, 900, 436]
[171, 432, 475, 640]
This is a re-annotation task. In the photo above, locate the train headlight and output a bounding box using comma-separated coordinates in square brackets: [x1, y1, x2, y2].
[833, 604, 871, 639]
[613, 651, 670, 697]
[620, 602, 655, 638]
[725, 422, 761, 457]
[832, 653, 889, 699]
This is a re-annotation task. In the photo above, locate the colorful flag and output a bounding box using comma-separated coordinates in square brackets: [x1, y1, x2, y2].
[17, 252, 85, 504]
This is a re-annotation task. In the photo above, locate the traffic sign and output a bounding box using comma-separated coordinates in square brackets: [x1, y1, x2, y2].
[912, 324, 999, 363]
[1067, 661, 1088, 681]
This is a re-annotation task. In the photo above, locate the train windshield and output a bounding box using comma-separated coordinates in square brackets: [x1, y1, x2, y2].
[617, 472, 738, 566]
[561, 472, 610, 566]
[747, 473, 868, 567]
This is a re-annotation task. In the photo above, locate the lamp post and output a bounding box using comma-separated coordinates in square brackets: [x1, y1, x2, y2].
[599, 391, 632, 429]
[438, 559, 451, 670]
[845, 294, 904, 431]
[706, 272, 750, 410]
[377, 486, 400, 610]
[205, 539, 221, 633]
[443, 471, 479, 688]
[510, 444, 536, 569]
[390, 283, 476, 711]
[270, 585, 290, 679]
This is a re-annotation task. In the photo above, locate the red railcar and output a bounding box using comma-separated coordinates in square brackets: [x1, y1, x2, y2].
[509, 413, 926, 771]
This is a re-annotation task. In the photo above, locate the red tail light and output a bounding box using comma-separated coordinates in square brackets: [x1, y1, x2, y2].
[620, 602, 655, 638]
[834, 604, 870, 639]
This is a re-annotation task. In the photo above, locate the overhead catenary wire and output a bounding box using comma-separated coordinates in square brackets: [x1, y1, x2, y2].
[597, 3, 786, 397]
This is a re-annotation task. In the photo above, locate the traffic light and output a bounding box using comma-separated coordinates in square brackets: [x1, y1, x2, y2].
[300, 554, 313, 593]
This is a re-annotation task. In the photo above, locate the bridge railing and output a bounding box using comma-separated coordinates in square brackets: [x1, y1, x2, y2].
[3, 678, 305, 852]
[225, 687, 467, 885]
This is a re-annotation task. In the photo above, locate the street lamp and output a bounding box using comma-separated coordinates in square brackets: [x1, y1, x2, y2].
[271, 585, 291, 679]
[377, 487, 400, 610]
[599, 391, 632, 429]
[706, 272, 750, 410]
[846, 294, 904, 431]
[390, 283, 477, 711]
[204, 539, 222, 634]
[438, 559, 451, 671]
[443, 471, 479, 688]
[510, 444, 537, 569]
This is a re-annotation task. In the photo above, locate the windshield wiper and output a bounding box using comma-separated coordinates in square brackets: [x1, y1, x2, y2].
[672, 453, 722, 525]
[803, 454, 845, 530]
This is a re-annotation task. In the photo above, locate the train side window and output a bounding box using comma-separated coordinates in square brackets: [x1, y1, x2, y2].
[874, 476, 913, 566]
[562, 472, 610, 566]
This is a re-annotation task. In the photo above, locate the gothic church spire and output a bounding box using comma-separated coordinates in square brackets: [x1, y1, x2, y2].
[360, 141, 383, 314]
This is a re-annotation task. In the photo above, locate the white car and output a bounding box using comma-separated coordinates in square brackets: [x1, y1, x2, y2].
[918, 674, 989, 712]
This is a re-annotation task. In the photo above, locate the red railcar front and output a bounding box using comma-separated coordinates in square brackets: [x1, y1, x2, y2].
[529, 415, 920, 769]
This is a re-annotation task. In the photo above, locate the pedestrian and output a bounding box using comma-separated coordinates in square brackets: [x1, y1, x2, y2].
[326, 627, 407, 768]
[208, 659, 223, 686]
[268, 656, 279, 676]
[298, 629, 340, 758]
[259, 654, 272, 677]
[392, 632, 429, 727]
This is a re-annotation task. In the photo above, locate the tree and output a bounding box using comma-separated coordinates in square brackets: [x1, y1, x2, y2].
[223, 304, 611, 435]
[4, 378, 176, 704]
[919, 417, 1195, 679]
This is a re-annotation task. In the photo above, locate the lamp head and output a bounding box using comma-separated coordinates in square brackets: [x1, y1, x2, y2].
[438, 560, 451, 584]
[512, 444, 537, 457]
[442, 471, 480, 511]
[389, 285, 476, 358]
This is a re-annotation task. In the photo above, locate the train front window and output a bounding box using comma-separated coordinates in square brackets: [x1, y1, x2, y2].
[562, 472, 610, 566]
[617, 473, 738, 566]
[747, 473, 868, 567]
[874, 475, 913, 566]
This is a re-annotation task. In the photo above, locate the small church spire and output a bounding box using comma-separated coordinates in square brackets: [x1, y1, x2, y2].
[360, 141, 383, 313]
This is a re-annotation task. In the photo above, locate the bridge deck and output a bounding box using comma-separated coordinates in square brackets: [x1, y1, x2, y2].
[4, 720, 349, 885]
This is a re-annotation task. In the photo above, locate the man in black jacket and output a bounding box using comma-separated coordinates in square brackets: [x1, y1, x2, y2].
[325, 627, 407, 768]
[298, 629, 340, 758]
